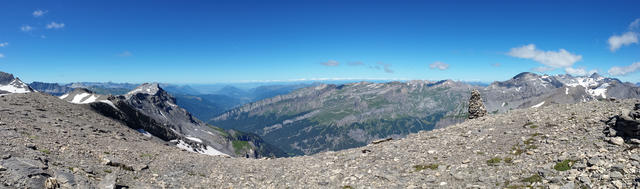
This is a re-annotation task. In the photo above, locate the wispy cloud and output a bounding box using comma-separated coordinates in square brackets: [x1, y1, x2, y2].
[46, 22, 65, 29]
[565, 67, 597, 76]
[32, 9, 47, 17]
[320, 60, 339, 66]
[0, 42, 8, 47]
[20, 25, 33, 32]
[0, 53, 4, 58]
[608, 18, 640, 52]
[608, 62, 640, 76]
[531, 66, 555, 72]
[429, 61, 449, 70]
[348, 61, 364, 66]
[507, 44, 582, 70]
[608, 32, 638, 52]
[118, 51, 133, 57]
[631, 18, 640, 30]
[492, 63, 501, 67]
[377, 62, 393, 73]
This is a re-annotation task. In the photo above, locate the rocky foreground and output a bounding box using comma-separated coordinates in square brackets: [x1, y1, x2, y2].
[1, 92, 640, 188]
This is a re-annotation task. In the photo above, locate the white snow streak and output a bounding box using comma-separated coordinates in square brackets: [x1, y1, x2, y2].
[59, 94, 69, 99]
[531, 101, 545, 108]
[71, 93, 90, 103]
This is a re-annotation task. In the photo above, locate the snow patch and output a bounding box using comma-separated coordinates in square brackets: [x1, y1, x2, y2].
[59, 94, 69, 99]
[71, 93, 90, 103]
[99, 100, 118, 110]
[0, 84, 30, 93]
[173, 140, 228, 156]
[185, 136, 203, 143]
[565, 88, 569, 95]
[531, 101, 545, 108]
[587, 83, 608, 99]
[501, 102, 506, 107]
[82, 95, 98, 103]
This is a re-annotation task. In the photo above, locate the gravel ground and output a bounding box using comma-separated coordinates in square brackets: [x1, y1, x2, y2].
[1, 92, 639, 188]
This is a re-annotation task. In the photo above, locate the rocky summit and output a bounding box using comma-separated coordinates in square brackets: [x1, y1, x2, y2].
[2, 91, 640, 188]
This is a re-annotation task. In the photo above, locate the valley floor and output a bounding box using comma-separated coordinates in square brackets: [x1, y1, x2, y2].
[1, 92, 638, 188]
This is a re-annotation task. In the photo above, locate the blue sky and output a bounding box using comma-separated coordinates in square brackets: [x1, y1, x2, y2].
[0, 0, 639, 83]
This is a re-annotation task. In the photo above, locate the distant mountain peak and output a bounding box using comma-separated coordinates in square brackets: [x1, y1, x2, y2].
[512, 72, 539, 80]
[0, 71, 34, 94]
[127, 82, 163, 96]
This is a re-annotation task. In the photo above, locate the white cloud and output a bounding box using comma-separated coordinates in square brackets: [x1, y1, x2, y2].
[630, 18, 640, 30]
[118, 51, 133, 57]
[32, 9, 47, 17]
[0, 53, 4, 58]
[492, 63, 501, 67]
[429, 61, 449, 70]
[348, 61, 364, 66]
[46, 22, 65, 29]
[0, 42, 8, 47]
[531, 66, 555, 72]
[21, 25, 33, 32]
[608, 62, 640, 76]
[508, 44, 582, 69]
[565, 67, 597, 76]
[320, 60, 339, 66]
[608, 31, 638, 52]
[377, 62, 393, 73]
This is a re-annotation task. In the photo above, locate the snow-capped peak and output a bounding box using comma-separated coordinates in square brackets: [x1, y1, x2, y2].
[0, 73, 35, 94]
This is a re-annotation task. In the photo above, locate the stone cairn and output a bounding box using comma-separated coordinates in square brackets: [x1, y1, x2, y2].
[468, 89, 487, 119]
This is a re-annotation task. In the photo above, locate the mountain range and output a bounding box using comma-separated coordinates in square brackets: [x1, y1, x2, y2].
[210, 72, 640, 155]
[58, 84, 285, 158]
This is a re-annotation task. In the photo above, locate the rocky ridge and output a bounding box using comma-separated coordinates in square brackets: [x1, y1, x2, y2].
[1, 92, 639, 188]
[58, 83, 285, 158]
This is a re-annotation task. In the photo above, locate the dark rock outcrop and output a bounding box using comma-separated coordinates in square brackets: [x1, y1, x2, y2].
[605, 103, 640, 138]
[468, 89, 487, 119]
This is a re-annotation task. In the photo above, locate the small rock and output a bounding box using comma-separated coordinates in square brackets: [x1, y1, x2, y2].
[44, 177, 60, 189]
[610, 164, 625, 173]
[538, 169, 552, 178]
[587, 157, 602, 167]
[133, 164, 149, 172]
[427, 150, 436, 154]
[608, 137, 624, 146]
[561, 181, 575, 189]
[631, 154, 640, 162]
[26, 143, 37, 150]
[0, 165, 6, 171]
[101, 158, 111, 165]
[98, 173, 116, 189]
[610, 171, 623, 179]
[439, 182, 447, 186]
[1, 154, 11, 159]
[612, 180, 624, 189]
[630, 138, 640, 144]
[577, 175, 591, 185]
